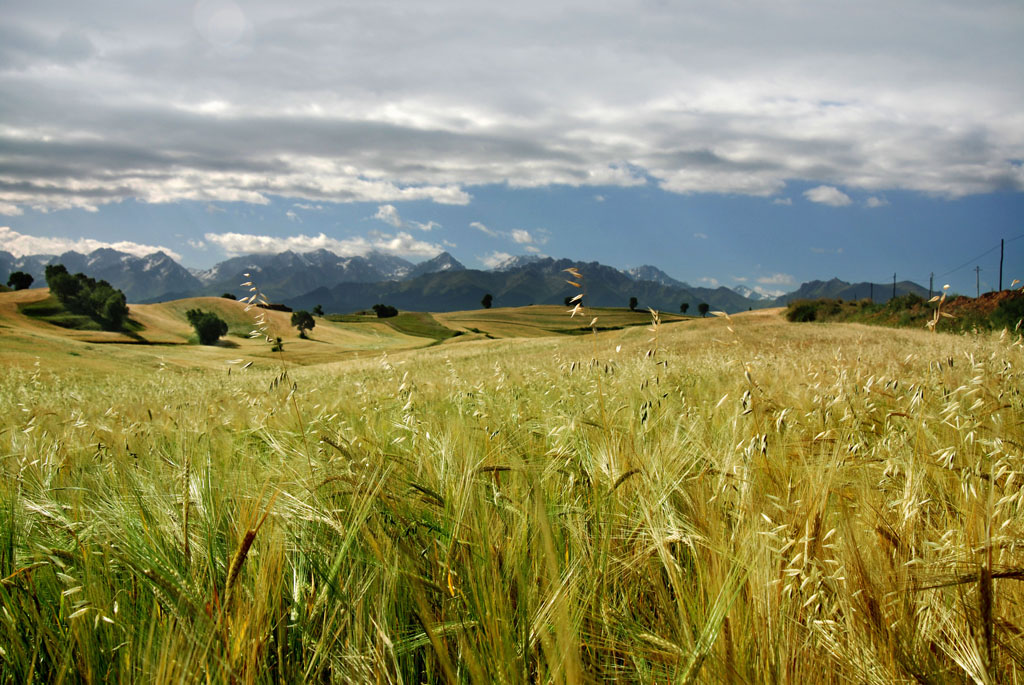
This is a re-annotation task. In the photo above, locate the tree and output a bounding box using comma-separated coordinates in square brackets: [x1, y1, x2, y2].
[698, 302, 710, 318]
[680, 302, 689, 314]
[7, 271, 33, 290]
[186, 308, 228, 345]
[564, 296, 573, 307]
[481, 293, 493, 309]
[372, 304, 398, 318]
[221, 292, 237, 300]
[629, 296, 638, 311]
[291, 310, 315, 338]
[312, 304, 324, 317]
[43, 264, 130, 330]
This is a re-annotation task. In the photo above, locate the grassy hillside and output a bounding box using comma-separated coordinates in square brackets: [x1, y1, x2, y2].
[1, 297, 1022, 682]
[436, 304, 688, 338]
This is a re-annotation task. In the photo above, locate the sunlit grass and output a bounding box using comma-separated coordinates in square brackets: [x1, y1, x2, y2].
[1, 311, 1022, 682]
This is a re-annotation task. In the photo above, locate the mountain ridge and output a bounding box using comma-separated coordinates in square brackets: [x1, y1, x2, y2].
[3, 247, 932, 314]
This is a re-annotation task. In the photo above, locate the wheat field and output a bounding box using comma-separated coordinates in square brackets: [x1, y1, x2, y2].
[1, 308, 1022, 683]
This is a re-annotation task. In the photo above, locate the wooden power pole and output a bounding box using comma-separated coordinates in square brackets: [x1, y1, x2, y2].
[976, 266, 981, 298]
[1000, 239, 1004, 291]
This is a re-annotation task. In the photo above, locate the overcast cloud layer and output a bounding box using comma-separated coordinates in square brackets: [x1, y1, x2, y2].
[1, 0, 1022, 216]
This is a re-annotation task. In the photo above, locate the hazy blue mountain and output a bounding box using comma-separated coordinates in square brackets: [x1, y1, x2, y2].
[406, 251, 466, 279]
[623, 265, 687, 289]
[775, 278, 928, 304]
[289, 257, 765, 314]
[196, 249, 416, 300]
[47, 248, 203, 302]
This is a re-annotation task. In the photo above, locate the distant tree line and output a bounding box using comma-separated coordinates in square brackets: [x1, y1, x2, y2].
[44, 264, 129, 330]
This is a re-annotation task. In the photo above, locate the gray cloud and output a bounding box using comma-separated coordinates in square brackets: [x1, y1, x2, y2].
[1, 0, 1022, 213]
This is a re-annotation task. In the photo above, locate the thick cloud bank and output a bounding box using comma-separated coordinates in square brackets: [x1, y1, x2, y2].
[1, 0, 1021, 213]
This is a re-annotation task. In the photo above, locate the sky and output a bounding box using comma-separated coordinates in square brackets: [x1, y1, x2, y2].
[1, 0, 1022, 297]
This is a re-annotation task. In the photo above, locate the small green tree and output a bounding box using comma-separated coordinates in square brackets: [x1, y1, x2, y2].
[372, 304, 398, 318]
[291, 310, 315, 338]
[186, 308, 228, 345]
[629, 296, 638, 311]
[680, 302, 689, 314]
[564, 296, 573, 307]
[7, 271, 33, 290]
[481, 293, 493, 309]
[312, 304, 324, 317]
[698, 302, 710, 318]
[221, 292, 237, 300]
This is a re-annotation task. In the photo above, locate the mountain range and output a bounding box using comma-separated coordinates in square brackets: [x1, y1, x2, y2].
[2, 247, 931, 314]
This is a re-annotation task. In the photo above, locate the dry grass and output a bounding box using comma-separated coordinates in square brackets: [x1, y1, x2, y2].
[1, 301, 1022, 682]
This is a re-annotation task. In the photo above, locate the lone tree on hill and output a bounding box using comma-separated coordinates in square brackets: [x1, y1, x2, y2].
[680, 302, 689, 314]
[291, 310, 316, 338]
[7, 271, 33, 290]
[372, 304, 398, 318]
[186, 308, 228, 345]
[698, 302, 710, 317]
[629, 296, 638, 311]
[221, 292, 236, 300]
[312, 304, 324, 317]
[481, 293, 493, 309]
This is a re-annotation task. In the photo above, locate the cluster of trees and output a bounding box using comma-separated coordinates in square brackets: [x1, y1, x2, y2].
[372, 304, 399, 318]
[7, 271, 34, 290]
[44, 264, 130, 330]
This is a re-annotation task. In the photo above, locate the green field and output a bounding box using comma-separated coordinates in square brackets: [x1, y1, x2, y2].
[1, 290, 1023, 682]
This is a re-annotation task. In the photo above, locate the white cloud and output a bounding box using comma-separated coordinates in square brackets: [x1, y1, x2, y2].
[470, 221, 498, 237]
[594, 195, 605, 202]
[772, 197, 792, 206]
[524, 245, 543, 254]
[408, 220, 439, 232]
[0, 203, 25, 216]
[479, 250, 513, 269]
[865, 196, 889, 208]
[203, 230, 442, 258]
[205, 203, 226, 214]
[285, 210, 301, 222]
[699, 277, 720, 287]
[804, 185, 853, 207]
[511, 229, 533, 244]
[293, 203, 324, 211]
[0, 226, 182, 260]
[693, 232, 708, 240]
[187, 238, 207, 249]
[757, 273, 796, 286]
[374, 204, 402, 227]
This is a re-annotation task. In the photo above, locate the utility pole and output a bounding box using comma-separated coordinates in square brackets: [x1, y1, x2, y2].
[999, 239, 1004, 291]
[892, 273, 896, 301]
[929, 272, 934, 299]
[870, 282, 873, 302]
[975, 266, 981, 298]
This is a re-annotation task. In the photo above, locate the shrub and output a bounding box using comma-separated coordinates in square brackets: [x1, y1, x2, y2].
[992, 294, 1024, 330]
[185, 308, 228, 345]
[786, 300, 819, 322]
